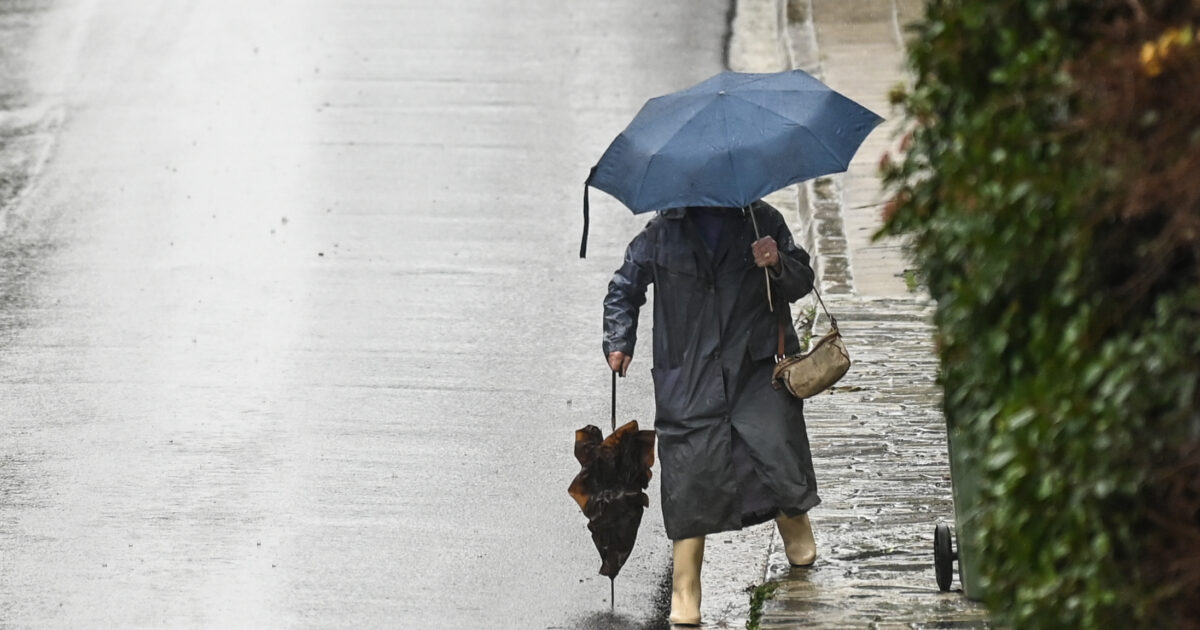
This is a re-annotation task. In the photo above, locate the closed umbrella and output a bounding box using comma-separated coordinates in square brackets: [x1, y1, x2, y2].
[567, 376, 656, 608]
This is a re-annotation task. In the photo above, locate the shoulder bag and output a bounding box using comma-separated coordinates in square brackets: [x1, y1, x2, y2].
[771, 287, 850, 398]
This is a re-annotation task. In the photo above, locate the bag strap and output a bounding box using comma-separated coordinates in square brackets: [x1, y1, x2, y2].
[775, 282, 839, 362]
[776, 314, 787, 362]
[811, 284, 838, 331]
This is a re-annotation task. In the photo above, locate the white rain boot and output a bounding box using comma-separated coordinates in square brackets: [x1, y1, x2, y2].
[669, 536, 705, 626]
[776, 512, 817, 567]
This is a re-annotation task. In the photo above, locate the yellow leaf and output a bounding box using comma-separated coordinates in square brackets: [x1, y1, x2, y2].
[1157, 36, 1172, 59]
[1140, 42, 1164, 76]
[1141, 41, 1157, 66]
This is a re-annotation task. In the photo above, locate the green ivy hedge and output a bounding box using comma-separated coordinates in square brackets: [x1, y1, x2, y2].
[881, 1, 1200, 628]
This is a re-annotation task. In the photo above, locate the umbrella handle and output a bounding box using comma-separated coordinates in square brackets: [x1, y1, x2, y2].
[747, 206, 775, 313]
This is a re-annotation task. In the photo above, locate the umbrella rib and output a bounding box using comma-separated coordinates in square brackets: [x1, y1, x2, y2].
[632, 149, 661, 212]
[727, 86, 843, 102]
[722, 71, 829, 94]
[630, 93, 715, 153]
[625, 94, 715, 209]
[722, 92, 854, 168]
[630, 95, 733, 210]
[726, 72, 777, 91]
[718, 97, 742, 206]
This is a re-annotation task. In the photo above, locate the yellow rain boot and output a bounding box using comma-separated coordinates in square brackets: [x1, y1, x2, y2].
[669, 536, 705, 626]
[776, 512, 817, 567]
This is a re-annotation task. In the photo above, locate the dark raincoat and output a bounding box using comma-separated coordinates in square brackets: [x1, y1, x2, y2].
[603, 201, 820, 540]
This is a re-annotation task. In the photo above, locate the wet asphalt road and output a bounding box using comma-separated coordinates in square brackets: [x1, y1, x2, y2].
[0, 1, 731, 627]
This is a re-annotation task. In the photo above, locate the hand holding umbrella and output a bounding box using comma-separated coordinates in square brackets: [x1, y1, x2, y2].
[607, 351, 631, 377]
[751, 233, 781, 310]
[751, 236, 781, 270]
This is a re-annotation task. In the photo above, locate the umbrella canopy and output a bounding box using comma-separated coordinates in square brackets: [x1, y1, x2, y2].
[568, 421, 656, 581]
[579, 69, 883, 256]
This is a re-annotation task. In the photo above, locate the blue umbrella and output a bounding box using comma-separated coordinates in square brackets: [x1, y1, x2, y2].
[580, 69, 883, 258]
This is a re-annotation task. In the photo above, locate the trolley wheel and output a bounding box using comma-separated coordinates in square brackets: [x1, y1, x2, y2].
[934, 523, 956, 592]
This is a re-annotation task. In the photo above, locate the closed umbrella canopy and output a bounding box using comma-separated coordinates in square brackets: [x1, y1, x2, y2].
[568, 421, 656, 582]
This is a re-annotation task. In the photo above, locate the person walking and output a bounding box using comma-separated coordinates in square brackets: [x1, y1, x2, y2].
[603, 200, 820, 626]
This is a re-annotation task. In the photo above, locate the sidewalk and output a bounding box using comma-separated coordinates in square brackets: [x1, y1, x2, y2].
[728, 1, 992, 627]
[761, 298, 988, 629]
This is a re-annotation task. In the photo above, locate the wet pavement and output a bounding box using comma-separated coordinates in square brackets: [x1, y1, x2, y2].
[0, 0, 725, 627]
[759, 298, 990, 629]
[0, 0, 994, 628]
[0, 0, 68, 227]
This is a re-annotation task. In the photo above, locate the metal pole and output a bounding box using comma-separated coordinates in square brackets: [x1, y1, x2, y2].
[747, 206, 774, 312]
[611, 370, 616, 432]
